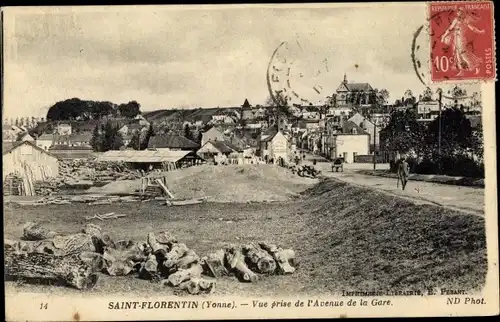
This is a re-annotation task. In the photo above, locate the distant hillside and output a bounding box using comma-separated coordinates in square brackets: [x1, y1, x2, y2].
[143, 107, 242, 124]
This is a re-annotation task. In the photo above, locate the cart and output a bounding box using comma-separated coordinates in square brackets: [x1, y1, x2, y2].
[331, 157, 344, 172]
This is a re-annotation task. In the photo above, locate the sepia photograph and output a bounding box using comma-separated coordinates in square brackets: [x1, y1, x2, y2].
[2, 2, 498, 320]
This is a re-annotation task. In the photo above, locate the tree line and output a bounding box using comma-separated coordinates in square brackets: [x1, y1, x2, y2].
[380, 107, 483, 178]
[46, 98, 141, 121]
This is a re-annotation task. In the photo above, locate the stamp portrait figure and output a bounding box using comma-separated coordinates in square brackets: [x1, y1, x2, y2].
[440, 8, 485, 76]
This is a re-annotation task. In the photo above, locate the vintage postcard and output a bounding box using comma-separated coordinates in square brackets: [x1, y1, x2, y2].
[2, 2, 498, 320]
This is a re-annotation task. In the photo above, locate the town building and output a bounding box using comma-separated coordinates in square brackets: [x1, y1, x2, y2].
[197, 140, 242, 165]
[35, 133, 55, 150]
[417, 97, 440, 121]
[335, 74, 375, 107]
[134, 114, 151, 127]
[260, 126, 291, 164]
[56, 123, 72, 135]
[348, 112, 380, 152]
[3, 140, 59, 182]
[201, 127, 225, 146]
[319, 120, 370, 163]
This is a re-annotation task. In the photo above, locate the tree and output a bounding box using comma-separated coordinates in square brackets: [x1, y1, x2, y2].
[424, 107, 475, 158]
[377, 89, 389, 105]
[379, 108, 426, 157]
[118, 101, 141, 118]
[422, 87, 433, 100]
[449, 85, 467, 99]
[184, 124, 194, 141]
[264, 91, 293, 128]
[471, 123, 483, 161]
[196, 131, 203, 144]
[46, 98, 140, 121]
[140, 123, 155, 150]
[90, 120, 124, 152]
[128, 131, 141, 150]
[90, 123, 102, 151]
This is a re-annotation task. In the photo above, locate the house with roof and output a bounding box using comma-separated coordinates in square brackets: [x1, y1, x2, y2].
[147, 134, 200, 152]
[348, 112, 380, 151]
[212, 109, 238, 125]
[36, 133, 55, 151]
[134, 114, 151, 126]
[119, 123, 146, 136]
[321, 120, 370, 163]
[259, 125, 291, 164]
[3, 140, 59, 184]
[201, 127, 225, 146]
[56, 123, 72, 135]
[197, 140, 243, 165]
[335, 74, 375, 107]
[416, 97, 440, 121]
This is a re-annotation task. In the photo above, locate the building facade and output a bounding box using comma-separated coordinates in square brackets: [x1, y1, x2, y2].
[335, 74, 374, 107]
[3, 141, 59, 181]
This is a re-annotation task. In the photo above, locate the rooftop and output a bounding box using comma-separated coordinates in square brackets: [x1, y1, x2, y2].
[97, 149, 197, 163]
[206, 140, 242, 153]
[148, 134, 199, 149]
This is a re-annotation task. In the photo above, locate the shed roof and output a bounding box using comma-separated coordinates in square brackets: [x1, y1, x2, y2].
[97, 149, 196, 163]
[148, 134, 199, 149]
[3, 140, 57, 158]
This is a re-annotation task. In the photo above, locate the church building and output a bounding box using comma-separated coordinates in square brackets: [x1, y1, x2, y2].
[335, 74, 375, 107]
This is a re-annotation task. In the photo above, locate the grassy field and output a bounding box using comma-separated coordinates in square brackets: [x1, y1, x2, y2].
[4, 178, 487, 296]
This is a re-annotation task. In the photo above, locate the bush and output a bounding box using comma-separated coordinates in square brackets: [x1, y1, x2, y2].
[413, 155, 484, 178]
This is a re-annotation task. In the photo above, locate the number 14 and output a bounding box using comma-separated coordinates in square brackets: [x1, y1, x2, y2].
[40, 303, 48, 310]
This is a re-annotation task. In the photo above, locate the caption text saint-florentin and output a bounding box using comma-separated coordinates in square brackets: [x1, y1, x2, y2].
[108, 289, 467, 310]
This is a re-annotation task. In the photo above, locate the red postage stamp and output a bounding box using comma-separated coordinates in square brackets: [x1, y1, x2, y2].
[429, 1, 495, 82]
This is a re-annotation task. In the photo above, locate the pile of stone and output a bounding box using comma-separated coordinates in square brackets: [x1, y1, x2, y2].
[4, 222, 297, 294]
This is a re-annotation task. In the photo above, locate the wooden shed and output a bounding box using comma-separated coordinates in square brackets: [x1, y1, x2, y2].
[3, 141, 59, 180]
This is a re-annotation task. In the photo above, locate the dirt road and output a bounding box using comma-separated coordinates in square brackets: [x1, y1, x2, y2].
[302, 154, 484, 216]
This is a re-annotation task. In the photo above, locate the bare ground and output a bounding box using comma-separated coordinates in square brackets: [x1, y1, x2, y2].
[4, 178, 487, 297]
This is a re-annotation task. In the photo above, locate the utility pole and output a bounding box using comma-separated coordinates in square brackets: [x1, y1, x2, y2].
[372, 106, 377, 170]
[373, 120, 377, 170]
[438, 90, 442, 174]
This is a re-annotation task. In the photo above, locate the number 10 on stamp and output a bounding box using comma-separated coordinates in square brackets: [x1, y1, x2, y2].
[429, 1, 495, 82]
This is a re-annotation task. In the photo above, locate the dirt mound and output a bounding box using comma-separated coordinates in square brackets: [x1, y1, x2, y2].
[92, 165, 318, 202]
[297, 179, 487, 293]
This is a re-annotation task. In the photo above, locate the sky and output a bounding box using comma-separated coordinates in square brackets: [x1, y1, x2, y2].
[3, 3, 437, 119]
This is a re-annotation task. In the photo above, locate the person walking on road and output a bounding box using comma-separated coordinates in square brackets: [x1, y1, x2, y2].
[397, 157, 410, 191]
